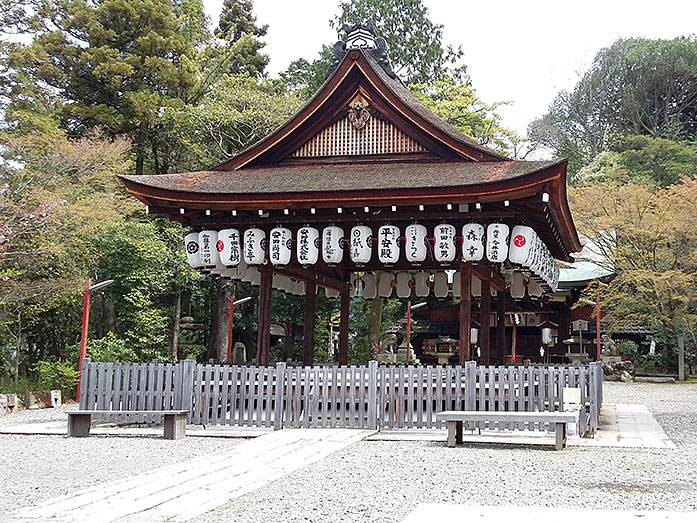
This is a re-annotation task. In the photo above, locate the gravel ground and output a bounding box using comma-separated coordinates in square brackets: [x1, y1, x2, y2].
[193, 381, 697, 523]
[2, 382, 695, 523]
[0, 405, 241, 520]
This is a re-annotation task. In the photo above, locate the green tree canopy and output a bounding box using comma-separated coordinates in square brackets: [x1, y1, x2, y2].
[215, 0, 269, 77]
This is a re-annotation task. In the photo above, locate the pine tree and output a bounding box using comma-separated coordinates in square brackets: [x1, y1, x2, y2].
[215, 0, 269, 77]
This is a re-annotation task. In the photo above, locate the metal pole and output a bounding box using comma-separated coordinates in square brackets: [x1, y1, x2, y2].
[76, 278, 92, 400]
[596, 296, 601, 361]
[406, 299, 411, 364]
[227, 294, 234, 363]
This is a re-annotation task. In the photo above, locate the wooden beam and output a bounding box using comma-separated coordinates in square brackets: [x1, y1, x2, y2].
[339, 289, 350, 365]
[273, 265, 348, 292]
[480, 278, 491, 365]
[256, 264, 273, 366]
[497, 291, 506, 365]
[303, 281, 316, 366]
[459, 261, 472, 365]
[471, 264, 506, 292]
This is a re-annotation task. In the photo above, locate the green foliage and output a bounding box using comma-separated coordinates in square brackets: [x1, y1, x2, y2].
[162, 73, 302, 171]
[86, 333, 137, 363]
[332, 0, 467, 85]
[279, 46, 333, 100]
[34, 360, 78, 396]
[215, 0, 269, 77]
[530, 36, 697, 174]
[410, 79, 516, 156]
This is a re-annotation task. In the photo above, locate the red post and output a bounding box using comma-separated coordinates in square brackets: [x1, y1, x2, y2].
[406, 300, 411, 364]
[227, 295, 234, 363]
[513, 323, 518, 363]
[596, 296, 601, 361]
[76, 278, 92, 400]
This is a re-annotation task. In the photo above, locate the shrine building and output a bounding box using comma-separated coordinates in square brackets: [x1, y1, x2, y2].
[119, 22, 583, 367]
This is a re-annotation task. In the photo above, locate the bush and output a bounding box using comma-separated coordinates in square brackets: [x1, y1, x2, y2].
[34, 360, 78, 396]
[86, 333, 137, 362]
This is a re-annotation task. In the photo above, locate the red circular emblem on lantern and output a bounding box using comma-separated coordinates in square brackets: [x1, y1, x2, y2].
[513, 235, 526, 248]
[217, 240, 224, 252]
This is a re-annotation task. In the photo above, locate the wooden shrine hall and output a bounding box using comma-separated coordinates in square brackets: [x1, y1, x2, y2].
[120, 22, 582, 367]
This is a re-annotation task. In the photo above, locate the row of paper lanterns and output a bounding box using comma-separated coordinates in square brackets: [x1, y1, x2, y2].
[185, 223, 559, 292]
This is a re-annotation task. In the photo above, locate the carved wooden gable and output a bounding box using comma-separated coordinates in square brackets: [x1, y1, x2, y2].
[291, 95, 428, 158]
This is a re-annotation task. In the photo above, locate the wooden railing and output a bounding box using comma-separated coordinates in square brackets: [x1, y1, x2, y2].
[79, 359, 603, 435]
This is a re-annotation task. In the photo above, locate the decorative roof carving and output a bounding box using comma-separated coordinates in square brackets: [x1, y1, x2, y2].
[325, 19, 398, 80]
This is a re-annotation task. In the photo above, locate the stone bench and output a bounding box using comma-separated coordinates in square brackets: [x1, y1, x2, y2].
[435, 410, 580, 450]
[67, 410, 189, 440]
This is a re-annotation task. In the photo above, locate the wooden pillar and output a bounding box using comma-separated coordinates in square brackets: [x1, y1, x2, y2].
[480, 278, 491, 365]
[303, 280, 316, 366]
[496, 291, 506, 365]
[339, 287, 350, 365]
[458, 261, 472, 365]
[557, 311, 570, 358]
[256, 264, 273, 366]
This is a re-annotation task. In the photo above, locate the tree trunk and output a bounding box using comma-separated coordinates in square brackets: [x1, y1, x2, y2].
[134, 121, 147, 175]
[14, 309, 21, 383]
[208, 279, 233, 362]
[368, 298, 383, 347]
[170, 282, 182, 362]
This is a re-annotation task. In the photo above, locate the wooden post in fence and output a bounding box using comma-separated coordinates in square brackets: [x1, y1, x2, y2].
[367, 360, 378, 429]
[274, 362, 286, 430]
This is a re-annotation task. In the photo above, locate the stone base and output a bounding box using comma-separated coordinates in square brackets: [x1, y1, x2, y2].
[0, 393, 19, 415]
[24, 390, 61, 410]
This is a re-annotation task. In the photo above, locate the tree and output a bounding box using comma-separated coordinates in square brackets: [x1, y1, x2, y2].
[530, 37, 697, 174]
[215, 0, 269, 77]
[574, 136, 697, 187]
[1, 0, 220, 174]
[410, 78, 517, 157]
[569, 178, 697, 369]
[281, 0, 469, 100]
[332, 0, 467, 86]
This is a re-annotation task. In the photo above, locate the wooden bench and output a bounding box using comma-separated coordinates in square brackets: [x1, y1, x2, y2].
[435, 410, 580, 450]
[67, 410, 189, 440]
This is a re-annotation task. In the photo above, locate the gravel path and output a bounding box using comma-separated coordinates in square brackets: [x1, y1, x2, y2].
[193, 381, 697, 523]
[2, 382, 695, 523]
[0, 405, 241, 520]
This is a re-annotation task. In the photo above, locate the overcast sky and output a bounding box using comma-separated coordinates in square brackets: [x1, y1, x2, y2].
[202, 0, 697, 136]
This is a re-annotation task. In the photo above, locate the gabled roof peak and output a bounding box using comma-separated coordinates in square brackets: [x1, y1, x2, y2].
[326, 19, 398, 81]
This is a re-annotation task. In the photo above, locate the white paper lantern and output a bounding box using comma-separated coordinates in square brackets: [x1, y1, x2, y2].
[184, 232, 203, 269]
[198, 230, 218, 269]
[510, 272, 526, 299]
[542, 327, 553, 345]
[325, 287, 340, 298]
[486, 223, 510, 263]
[362, 273, 377, 299]
[396, 272, 412, 298]
[528, 278, 543, 298]
[434, 223, 456, 264]
[322, 226, 344, 265]
[471, 276, 482, 297]
[405, 223, 427, 263]
[414, 271, 430, 297]
[378, 271, 394, 297]
[296, 226, 319, 266]
[217, 228, 242, 267]
[470, 327, 479, 345]
[462, 223, 485, 262]
[350, 225, 373, 265]
[243, 227, 266, 265]
[269, 227, 292, 267]
[378, 225, 400, 265]
[433, 272, 449, 298]
[509, 225, 536, 266]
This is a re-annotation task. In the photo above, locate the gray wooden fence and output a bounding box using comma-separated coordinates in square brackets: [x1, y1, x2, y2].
[79, 359, 603, 435]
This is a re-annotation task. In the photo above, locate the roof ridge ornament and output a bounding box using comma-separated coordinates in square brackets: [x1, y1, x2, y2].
[325, 19, 398, 81]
